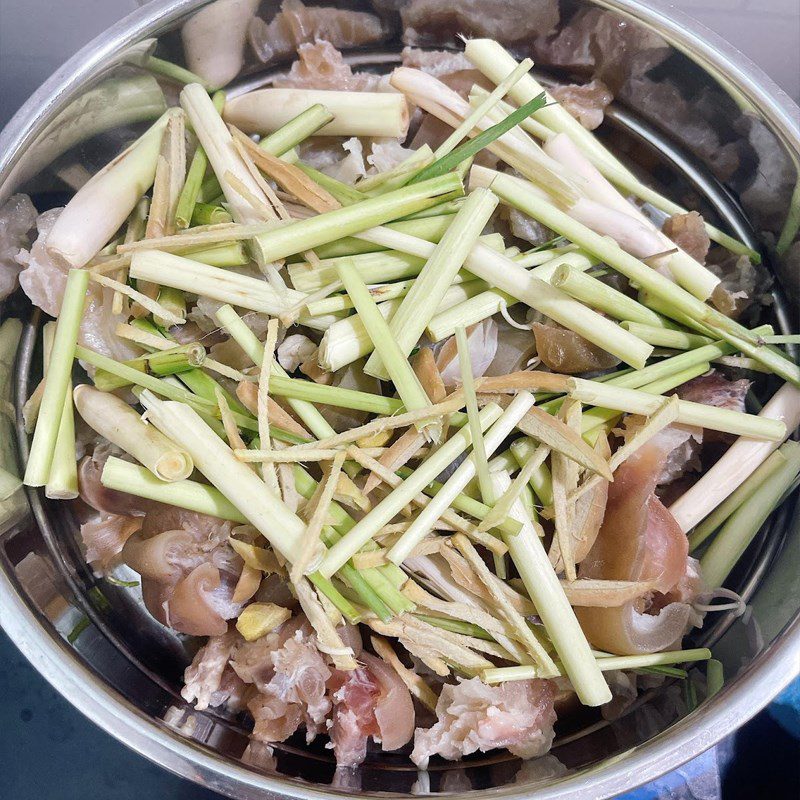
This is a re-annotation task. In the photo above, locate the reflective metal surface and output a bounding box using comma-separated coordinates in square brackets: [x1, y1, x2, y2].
[0, 1, 798, 798]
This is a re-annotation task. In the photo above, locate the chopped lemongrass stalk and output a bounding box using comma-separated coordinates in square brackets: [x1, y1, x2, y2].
[551, 264, 666, 326]
[390, 68, 574, 205]
[145, 111, 187, 239]
[482, 648, 712, 684]
[456, 326, 493, 501]
[337, 257, 433, 424]
[42, 323, 78, 500]
[293, 577, 357, 668]
[620, 322, 714, 350]
[293, 451, 346, 583]
[181, 83, 273, 223]
[224, 88, 409, 139]
[474, 166, 799, 383]
[567, 377, 786, 441]
[637, 288, 717, 336]
[154, 287, 187, 328]
[551, 400, 581, 581]
[236, 447, 386, 463]
[252, 173, 464, 263]
[139, 391, 311, 564]
[236, 603, 291, 642]
[93, 344, 205, 392]
[307, 280, 413, 315]
[255, 318, 280, 494]
[510, 439, 553, 505]
[190, 202, 233, 227]
[370, 635, 439, 710]
[258, 103, 334, 155]
[295, 163, 367, 206]
[388, 392, 535, 565]
[89, 272, 184, 326]
[700, 440, 800, 588]
[688, 448, 788, 551]
[356, 145, 435, 194]
[144, 55, 214, 90]
[290, 250, 426, 292]
[175, 90, 226, 228]
[364, 188, 499, 380]
[706, 659, 724, 697]
[45, 110, 176, 268]
[101, 457, 244, 520]
[74, 385, 193, 481]
[478, 444, 549, 532]
[215, 386, 247, 450]
[24, 269, 88, 487]
[433, 59, 533, 159]
[320, 403, 503, 578]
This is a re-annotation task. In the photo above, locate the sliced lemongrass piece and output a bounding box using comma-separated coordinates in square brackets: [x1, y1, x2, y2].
[181, 83, 274, 223]
[224, 88, 409, 138]
[568, 377, 785, 440]
[46, 110, 176, 268]
[550, 400, 581, 581]
[475, 166, 798, 383]
[490, 469, 610, 704]
[74, 384, 192, 481]
[215, 386, 247, 451]
[700, 440, 800, 588]
[551, 263, 666, 326]
[482, 648, 712, 684]
[258, 103, 334, 156]
[364, 188, 499, 381]
[24, 270, 88, 487]
[139, 391, 310, 563]
[93, 344, 205, 392]
[355, 145, 435, 195]
[434, 59, 533, 159]
[295, 162, 367, 206]
[190, 202, 233, 226]
[289, 250, 426, 293]
[255, 318, 280, 494]
[387, 393, 534, 566]
[621, 322, 714, 351]
[41, 323, 77, 500]
[307, 280, 412, 315]
[293, 577, 356, 668]
[89, 272, 184, 326]
[370, 635, 438, 710]
[154, 287, 187, 328]
[337, 258, 432, 423]
[390, 67, 574, 204]
[670, 383, 800, 532]
[320, 403, 503, 578]
[145, 110, 186, 239]
[253, 174, 463, 263]
[688, 448, 787, 551]
[509, 438, 553, 505]
[237, 447, 383, 463]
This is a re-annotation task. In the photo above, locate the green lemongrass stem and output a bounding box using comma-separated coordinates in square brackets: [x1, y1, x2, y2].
[670, 383, 800, 532]
[144, 56, 214, 90]
[509, 439, 553, 506]
[688, 449, 788, 551]
[46, 110, 176, 267]
[24, 270, 88, 487]
[367, 219, 653, 368]
[0, 319, 25, 519]
[637, 288, 717, 337]
[464, 40, 754, 260]
[296, 163, 367, 206]
[42, 323, 78, 500]
[551, 264, 666, 326]
[128, 250, 336, 332]
[74, 385, 193, 481]
[387, 393, 534, 566]
[620, 322, 713, 351]
[93, 344, 205, 392]
[456, 326, 493, 506]
[364, 188, 499, 380]
[270, 374, 401, 415]
[306, 279, 415, 315]
[212, 305, 336, 440]
[410, 90, 549, 185]
[318, 280, 487, 372]
[175, 91, 226, 229]
[258, 103, 334, 153]
[181, 83, 272, 224]
[568, 377, 785, 441]
[434, 60, 533, 159]
[475, 167, 799, 383]
[490, 469, 610, 705]
[224, 88, 409, 138]
[139, 391, 309, 563]
[414, 615, 492, 640]
[482, 649, 712, 684]
[701, 441, 800, 588]
[356, 145, 435, 194]
[185, 241, 247, 267]
[337, 258, 432, 421]
[706, 659, 725, 697]
[154, 286, 187, 328]
[252, 174, 464, 263]
[426, 251, 595, 340]
[320, 403, 504, 578]
[190, 202, 233, 227]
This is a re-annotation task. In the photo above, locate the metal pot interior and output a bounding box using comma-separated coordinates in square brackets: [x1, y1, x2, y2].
[0, 1, 798, 797]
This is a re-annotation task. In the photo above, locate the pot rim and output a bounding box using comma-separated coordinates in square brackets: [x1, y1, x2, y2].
[0, 1, 798, 797]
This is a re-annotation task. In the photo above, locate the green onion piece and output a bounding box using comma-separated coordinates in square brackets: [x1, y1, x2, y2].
[410, 93, 547, 185]
[337, 258, 432, 422]
[320, 403, 504, 578]
[25, 269, 89, 487]
[700, 440, 800, 588]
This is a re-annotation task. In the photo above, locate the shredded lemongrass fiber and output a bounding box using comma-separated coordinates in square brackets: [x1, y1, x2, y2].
[256, 318, 280, 495]
[24, 269, 88, 487]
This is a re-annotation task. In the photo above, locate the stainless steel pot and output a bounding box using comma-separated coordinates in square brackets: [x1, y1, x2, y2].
[0, 1, 798, 797]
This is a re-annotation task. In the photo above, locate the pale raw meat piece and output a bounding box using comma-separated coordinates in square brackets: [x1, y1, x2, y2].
[662, 211, 710, 264]
[411, 677, 557, 767]
[79, 512, 142, 572]
[321, 137, 367, 185]
[532, 322, 621, 374]
[182, 628, 242, 711]
[367, 139, 417, 173]
[400, 47, 472, 77]
[551, 79, 613, 131]
[273, 41, 383, 91]
[277, 333, 317, 372]
[78, 446, 149, 518]
[0, 194, 37, 300]
[249, 0, 385, 65]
